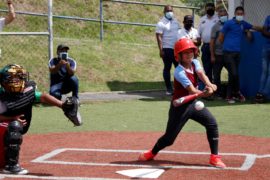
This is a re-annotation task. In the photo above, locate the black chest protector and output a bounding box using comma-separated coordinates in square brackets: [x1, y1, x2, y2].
[0, 81, 37, 134]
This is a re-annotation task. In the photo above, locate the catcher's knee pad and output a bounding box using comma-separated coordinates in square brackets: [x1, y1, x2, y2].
[4, 121, 23, 165]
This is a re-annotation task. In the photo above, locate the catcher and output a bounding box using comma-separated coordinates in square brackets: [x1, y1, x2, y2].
[0, 64, 82, 175]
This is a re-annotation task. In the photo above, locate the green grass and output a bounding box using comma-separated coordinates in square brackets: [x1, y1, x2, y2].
[0, 0, 202, 92]
[29, 99, 270, 138]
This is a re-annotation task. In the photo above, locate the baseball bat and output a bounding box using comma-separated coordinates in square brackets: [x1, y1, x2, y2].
[173, 91, 204, 107]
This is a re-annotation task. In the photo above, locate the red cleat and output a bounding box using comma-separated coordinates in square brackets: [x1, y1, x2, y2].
[138, 150, 156, 161]
[209, 154, 226, 168]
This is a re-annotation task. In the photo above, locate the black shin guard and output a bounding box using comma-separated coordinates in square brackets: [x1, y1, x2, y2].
[4, 121, 23, 166]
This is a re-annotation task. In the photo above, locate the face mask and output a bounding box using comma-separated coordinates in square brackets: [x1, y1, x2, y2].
[220, 16, 228, 23]
[165, 12, 174, 20]
[184, 23, 193, 30]
[235, 15, 244, 21]
[206, 9, 215, 16]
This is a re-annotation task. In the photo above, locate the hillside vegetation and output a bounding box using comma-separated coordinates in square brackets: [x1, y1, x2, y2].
[0, 0, 201, 92]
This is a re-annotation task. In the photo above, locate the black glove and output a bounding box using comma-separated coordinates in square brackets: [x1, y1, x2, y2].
[62, 96, 82, 126]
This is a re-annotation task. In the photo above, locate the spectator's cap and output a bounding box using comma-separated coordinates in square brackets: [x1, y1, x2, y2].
[57, 44, 69, 51]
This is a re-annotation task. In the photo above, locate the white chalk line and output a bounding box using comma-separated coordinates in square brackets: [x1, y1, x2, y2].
[32, 148, 270, 171]
[0, 174, 124, 180]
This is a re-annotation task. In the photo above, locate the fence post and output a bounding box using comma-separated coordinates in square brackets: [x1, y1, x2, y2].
[99, 0, 104, 41]
[48, 0, 53, 60]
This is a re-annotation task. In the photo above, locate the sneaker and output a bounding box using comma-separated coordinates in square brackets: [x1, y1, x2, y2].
[226, 97, 235, 104]
[209, 154, 226, 168]
[165, 89, 173, 96]
[254, 93, 265, 103]
[2, 164, 28, 175]
[138, 150, 156, 161]
[235, 92, 246, 102]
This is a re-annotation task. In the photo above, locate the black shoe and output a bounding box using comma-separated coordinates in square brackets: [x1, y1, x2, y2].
[2, 164, 28, 175]
[165, 89, 173, 96]
[255, 93, 265, 103]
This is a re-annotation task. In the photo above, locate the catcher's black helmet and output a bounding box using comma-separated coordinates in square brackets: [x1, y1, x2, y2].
[0, 64, 27, 93]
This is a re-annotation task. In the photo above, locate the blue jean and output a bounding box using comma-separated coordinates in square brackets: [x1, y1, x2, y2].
[50, 75, 79, 100]
[162, 48, 178, 91]
[223, 51, 240, 98]
[258, 48, 270, 96]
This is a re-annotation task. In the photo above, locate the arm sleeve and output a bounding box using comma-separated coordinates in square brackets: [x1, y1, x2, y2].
[69, 59, 77, 70]
[192, 59, 203, 72]
[221, 21, 229, 34]
[264, 16, 270, 28]
[211, 24, 217, 39]
[174, 68, 192, 88]
[156, 21, 164, 34]
[244, 21, 253, 30]
[0, 18, 5, 31]
[35, 91, 42, 102]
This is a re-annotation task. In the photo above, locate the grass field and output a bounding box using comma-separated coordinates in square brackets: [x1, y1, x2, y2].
[29, 99, 270, 138]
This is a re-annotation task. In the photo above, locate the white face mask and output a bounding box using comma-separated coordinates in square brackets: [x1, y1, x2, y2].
[165, 12, 174, 20]
[220, 16, 228, 23]
[235, 15, 244, 21]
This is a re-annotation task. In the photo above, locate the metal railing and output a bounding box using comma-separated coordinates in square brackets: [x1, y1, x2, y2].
[0, 0, 199, 42]
[0, 0, 200, 58]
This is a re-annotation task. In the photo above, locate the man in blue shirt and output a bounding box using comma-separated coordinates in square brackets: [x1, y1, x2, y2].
[48, 44, 79, 100]
[218, 6, 261, 103]
[255, 15, 270, 103]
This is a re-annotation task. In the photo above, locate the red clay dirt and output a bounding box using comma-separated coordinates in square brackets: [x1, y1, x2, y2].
[2, 132, 270, 179]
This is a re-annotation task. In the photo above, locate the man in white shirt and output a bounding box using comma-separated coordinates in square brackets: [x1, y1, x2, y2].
[198, 3, 219, 87]
[0, 0, 15, 31]
[156, 5, 181, 95]
[177, 15, 201, 48]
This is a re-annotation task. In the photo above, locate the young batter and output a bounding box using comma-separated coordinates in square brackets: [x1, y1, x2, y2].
[138, 38, 226, 168]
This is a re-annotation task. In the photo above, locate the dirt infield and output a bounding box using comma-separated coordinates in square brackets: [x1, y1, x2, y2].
[1, 132, 270, 179]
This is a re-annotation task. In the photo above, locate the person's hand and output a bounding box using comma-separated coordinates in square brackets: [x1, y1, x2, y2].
[159, 49, 164, 58]
[206, 83, 217, 92]
[11, 114, 27, 126]
[59, 59, 68, 65]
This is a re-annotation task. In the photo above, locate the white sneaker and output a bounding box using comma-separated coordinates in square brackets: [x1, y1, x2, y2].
[2, 164, 28, 175]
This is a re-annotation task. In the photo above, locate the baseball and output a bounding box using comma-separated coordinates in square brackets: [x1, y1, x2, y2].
[195, 101, 204, 111]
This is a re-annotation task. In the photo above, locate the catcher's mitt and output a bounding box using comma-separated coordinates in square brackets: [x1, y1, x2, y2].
[62, 96, 82, 126]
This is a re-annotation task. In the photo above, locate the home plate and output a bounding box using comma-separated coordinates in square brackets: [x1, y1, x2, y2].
[116, 168, 165, 178]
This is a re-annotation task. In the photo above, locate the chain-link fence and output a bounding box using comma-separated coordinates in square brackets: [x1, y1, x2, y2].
[243, 0, 269, 26]
[0, 0, 49, 91]
[0, 35, 49, 90]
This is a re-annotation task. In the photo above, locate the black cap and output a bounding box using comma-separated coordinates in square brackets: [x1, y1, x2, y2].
[57, 44, 69, 51]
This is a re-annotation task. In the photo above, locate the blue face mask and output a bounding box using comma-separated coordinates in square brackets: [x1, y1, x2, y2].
[165, 12, 174, 20]
[235, 15, 244, 21]
[220, 16, 228, 23]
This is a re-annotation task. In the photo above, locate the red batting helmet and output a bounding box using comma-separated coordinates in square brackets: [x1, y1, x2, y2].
[174, 38, 198, 62]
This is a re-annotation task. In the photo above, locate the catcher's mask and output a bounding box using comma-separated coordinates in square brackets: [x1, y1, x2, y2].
[0, 64, 27, 93]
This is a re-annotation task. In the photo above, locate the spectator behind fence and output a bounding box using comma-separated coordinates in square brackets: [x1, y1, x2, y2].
[210, 7, 228, 99]
[0, 0, 15, 31]
[198, 3, 219, 87]
[177, 15, 201, 49]
[255, 15, 270, 103]
[48, 44, 79, 101]
[156, 5, 181, 95]
[218, 6, 262, 104]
